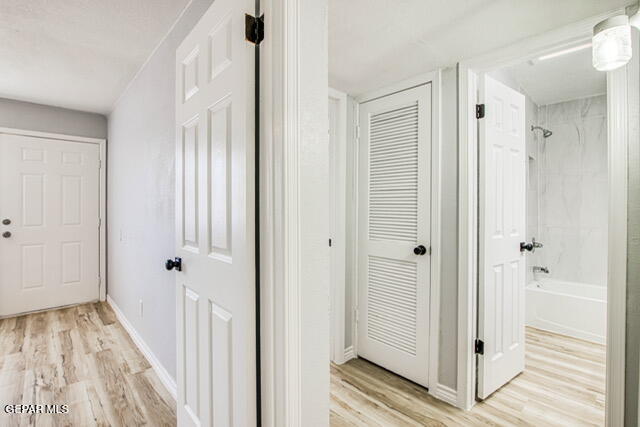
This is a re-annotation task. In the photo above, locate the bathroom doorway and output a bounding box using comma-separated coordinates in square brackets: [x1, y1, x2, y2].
[472, 40, 609, 423]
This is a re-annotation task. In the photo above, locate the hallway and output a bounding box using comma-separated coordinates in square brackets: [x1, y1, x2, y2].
[331, 327, 606, 426]
[0, 303, 176, 426]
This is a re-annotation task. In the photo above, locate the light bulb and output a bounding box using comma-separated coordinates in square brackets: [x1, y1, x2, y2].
[592, 15, 632, 72]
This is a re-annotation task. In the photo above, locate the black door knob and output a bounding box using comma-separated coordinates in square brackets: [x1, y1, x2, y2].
[520, 242, 534, 252]
[2, 231, 11, 238]
[413, 245, 427, 256]
[165, 257, 182, 271]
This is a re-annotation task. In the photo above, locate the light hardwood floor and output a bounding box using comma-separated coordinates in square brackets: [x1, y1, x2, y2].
[0, 305, 605, 426]
[0, 302, 176, 426]
[331, 327, 606, 426]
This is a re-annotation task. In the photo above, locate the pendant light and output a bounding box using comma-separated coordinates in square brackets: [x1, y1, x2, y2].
[592, 15, 632, 71]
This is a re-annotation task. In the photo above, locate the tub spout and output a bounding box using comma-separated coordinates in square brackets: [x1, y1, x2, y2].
[533, 266, 549, 274]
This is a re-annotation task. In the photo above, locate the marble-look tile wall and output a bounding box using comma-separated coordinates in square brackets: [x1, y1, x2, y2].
[525, 96, 539, 286]
[534, 95, 608, 287]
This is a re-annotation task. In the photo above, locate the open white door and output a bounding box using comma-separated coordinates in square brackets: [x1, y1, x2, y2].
[357, 84, 432, 388]
[174, 0, 256, 425]
[477, 75, 526, 399]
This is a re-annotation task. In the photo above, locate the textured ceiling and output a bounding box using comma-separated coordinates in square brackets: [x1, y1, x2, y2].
[329, 0, 632, 96]
[0, 0, 190, 114]
[0, 0, 631, 113]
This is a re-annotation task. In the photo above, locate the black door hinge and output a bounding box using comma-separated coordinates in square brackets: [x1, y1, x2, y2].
[474, 339, 484, 355]
[329, 238, 332, 247]
[476, 104, 485, 119]
[245, 14, 264, 45]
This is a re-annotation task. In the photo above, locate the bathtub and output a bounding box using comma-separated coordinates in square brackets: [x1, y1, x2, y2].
[526, 279, 607, 344]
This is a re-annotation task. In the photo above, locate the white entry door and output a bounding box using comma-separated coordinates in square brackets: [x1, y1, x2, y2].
[174, 0, 256, 425]
[357, 84, 432, 388]
[0, 133, 101, 317]
[477, 75, 526, 399]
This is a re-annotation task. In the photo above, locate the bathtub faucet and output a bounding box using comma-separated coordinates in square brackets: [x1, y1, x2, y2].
[533, 266, 549, 274]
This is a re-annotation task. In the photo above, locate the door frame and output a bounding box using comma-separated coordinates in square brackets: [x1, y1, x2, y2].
[259, 0, 330, 425]
[457, 7, 629, 424]
[328, 87, 349, 365]
[0, 126, 107, 303]
[353, 70, 444, 398]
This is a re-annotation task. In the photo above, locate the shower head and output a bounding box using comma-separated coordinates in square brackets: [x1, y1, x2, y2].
[531, 125, 553, 138]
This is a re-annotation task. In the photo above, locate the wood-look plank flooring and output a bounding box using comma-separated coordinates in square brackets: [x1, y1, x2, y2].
[331, 327, 606, 426]
[0, 302, 176, 426]
[0, 305, 605, 426]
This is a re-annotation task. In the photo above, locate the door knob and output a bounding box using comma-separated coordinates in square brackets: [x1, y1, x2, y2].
[413, 245, 428, 256]
[520, 238, 543, 253]
[2, 219, 10, 225]
[520, 242, 534, 252]
[2, 231, 11, 238]
[165, 257, 182, 271]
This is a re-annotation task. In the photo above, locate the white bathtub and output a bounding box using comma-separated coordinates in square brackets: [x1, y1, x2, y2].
[526, 279, 607, 344]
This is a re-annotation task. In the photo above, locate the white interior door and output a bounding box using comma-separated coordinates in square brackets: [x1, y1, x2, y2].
[357, 84, 432, 388]
[477, 75, 526, 399]
[0, 133, 100, 317]
[174, 0, 256, 425]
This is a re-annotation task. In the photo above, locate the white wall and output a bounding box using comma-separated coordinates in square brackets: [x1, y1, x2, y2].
[297, 0, 330, 423]
[438, 67, 460, 390]
[107, 0, 213, 380]
[0, 97, 107, 139]
[344, 95, 357, 349]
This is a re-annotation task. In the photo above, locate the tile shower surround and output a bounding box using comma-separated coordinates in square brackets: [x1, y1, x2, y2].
[529, 95, 608, 287]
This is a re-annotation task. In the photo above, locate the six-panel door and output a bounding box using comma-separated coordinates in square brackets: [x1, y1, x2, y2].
[175, 0, 256, 425]
[0, 133, 100, 317]
[477, 75, 526, 399]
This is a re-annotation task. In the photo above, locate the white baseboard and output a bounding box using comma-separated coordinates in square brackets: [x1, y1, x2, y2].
[432, 383, 458, 407]
[344, 345, 356, 362]
[106, 295, 177, 399]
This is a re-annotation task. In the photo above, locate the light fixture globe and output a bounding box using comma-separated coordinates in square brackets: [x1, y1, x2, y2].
[593, 15, 632, 71]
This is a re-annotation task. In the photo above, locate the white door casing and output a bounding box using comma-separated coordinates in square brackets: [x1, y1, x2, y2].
[175, 0, 256, 425]
[0, 133, 100, 317]
[329, 89, 348, 364]
[357, 84, 432, 388]
[329, 95, 338, 361]
[477, 75, 526, 399]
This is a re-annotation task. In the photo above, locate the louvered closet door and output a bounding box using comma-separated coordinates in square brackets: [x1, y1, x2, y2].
[357, 84, 431, 387]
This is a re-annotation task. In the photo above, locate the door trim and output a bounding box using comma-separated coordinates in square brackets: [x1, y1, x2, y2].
[606, 50, 630, 427]
[259, 0, 330, 424]
[354, 70, 443, 398]
[457, 7, 629, 421]
[328, 87, 348, 365]
[0, 126, 107, 303]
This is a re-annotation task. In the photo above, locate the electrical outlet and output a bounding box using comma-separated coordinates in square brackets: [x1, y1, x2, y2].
[139, 299, 143, 318]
